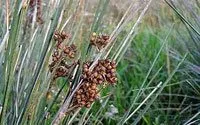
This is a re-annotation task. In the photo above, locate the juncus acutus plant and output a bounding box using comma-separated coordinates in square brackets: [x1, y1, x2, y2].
[0, 0, 156, 124]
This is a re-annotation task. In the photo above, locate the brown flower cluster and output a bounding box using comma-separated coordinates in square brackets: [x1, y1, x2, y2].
[49, 30, 118, 112]
[82, 60, 117, 85]
[49, 60, 72, 79]
[90, 32, 110, 50]
[73, 82, 99, 108]
[53, 30, 69, 48]
[49, 31, 76, 80]
[63, 44, 77, 58]
[72, 59, 117, 108]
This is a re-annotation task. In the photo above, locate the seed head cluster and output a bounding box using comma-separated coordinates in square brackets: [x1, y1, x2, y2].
[49, 31, 76, 80]
[49, 30, 118, 112]
[53, 30, 69, 48]
[90, 32, 110, 50]
[49, 60, 72, 79]
[82, 60, 117, 85]
[73, 82, 99, 108]
[72, 59, 117, 108]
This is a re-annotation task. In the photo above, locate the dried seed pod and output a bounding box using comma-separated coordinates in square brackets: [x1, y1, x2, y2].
[98, 80, 103, 84]
[71, 59, 117, 109]
[68, 51, 75, 58]
[77, 99, 81, 103]
[97, 75, 103, 80]
[88, 87, 92, 91]
[91, 85, 96, 90]
[107, 65, 112, 70]
[72, 81, 98, 108]
[63, 46, 70, 54]
[79, 89, 83, 93]
[60, 31, 68, 39]
[85, 82, 90, 87]
[70, 44, 77, 51]
[62, 44, 77, 58]
[92, 78, 98, 84]
[93, 72, 98, 77]
[89, 98, 94, 102]
[110, 68, 116, 73]
[49, 30, 77, 80]
[76, 95, 81, 99]
[86, 104, 91, 108]
[90, 33, 110, 50]
[81, 101, 86, 105]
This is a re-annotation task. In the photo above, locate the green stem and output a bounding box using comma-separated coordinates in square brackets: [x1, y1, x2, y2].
[0, 0, 22, 124]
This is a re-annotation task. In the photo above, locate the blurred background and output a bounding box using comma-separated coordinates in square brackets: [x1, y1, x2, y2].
[83, 0, 200, 124]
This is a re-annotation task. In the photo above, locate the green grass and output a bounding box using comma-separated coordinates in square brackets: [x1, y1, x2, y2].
[87, 26, 185, 124]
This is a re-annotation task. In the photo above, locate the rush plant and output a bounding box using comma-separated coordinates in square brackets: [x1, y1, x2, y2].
[0, 0, 154, 124]
[0, 0, 191, 124]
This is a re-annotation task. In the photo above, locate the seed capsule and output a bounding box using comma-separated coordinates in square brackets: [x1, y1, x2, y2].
[64, 47, 70, 53]
[86, 104, 91, 108]
[76, 95, 81, 99]
[85, 82, 89, 87]
[89, 98, 94, 102]
[106, 73, 111, 78]
[93, 72, 98, 77]
[98, 80, 103, 84]
[81, 94, 85, 98]
[77, 99, 81, 103]
[91, 84, 96, 90]
[92, 78, 98, 83]
[79, 89, 83, 93]
[81, 101, 86, 105]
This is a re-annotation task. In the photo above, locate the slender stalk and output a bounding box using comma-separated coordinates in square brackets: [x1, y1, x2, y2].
[0, 0, 22, 124]
[123, 82, 163, 124]
[113, 0, 153, 61]
[6, 0, 10, 31]
[16, 1, 65, 123]
[165, 0, 200, 36]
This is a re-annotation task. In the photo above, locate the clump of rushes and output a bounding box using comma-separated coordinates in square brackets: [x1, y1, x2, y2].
[49, 31, 77, 80]
[90, 32, 110, 50]
[49, 31, 117, 109]
[72, 60, 117, 108]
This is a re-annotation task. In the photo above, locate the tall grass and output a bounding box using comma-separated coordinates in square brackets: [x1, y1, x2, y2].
[0, 0, 153, 124]
[165, 0, 200, 124]
[114, 0, 200, 124]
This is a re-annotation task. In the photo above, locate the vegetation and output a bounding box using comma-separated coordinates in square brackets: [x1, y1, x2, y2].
[0, 0, 199, 124]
